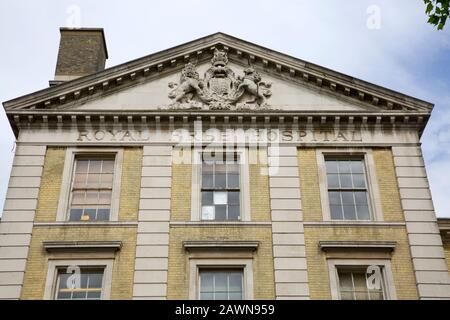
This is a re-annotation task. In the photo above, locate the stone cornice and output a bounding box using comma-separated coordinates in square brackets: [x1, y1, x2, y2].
[43, 240, 123, 251]
[7, 109, 429, 138]
[183, 240, 259, 251]
[319, 240, 396, 252]
[3, 33, 433, 114]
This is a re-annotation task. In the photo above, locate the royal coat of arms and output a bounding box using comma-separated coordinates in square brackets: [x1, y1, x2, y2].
[168, 49, 272, 110]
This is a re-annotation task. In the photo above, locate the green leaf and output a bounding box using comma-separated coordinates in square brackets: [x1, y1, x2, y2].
[426, 2, 434, 13]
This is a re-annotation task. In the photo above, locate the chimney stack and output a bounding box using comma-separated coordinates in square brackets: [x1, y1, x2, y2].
[50, 27, 108, 86]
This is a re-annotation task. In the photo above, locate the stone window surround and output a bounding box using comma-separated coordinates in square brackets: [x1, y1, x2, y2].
[316, 148, 383, 222]
[56, 147, 124, 222]
[188, 257, 254, 300]
[191, 147, 251, 222]
[43, 259, 114, 300]
[327, 258, 397, 300]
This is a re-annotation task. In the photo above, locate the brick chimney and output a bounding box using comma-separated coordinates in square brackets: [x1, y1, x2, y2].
[50, 27, 108, 86]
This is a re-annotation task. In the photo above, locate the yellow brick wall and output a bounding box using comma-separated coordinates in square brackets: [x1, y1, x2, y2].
[167, 226, 275, 299]
[373, 148, 405, 222]
[298, 149, 323, 221]
[171, 148, 192, 221]
[248, 148, 271, 221]
[21, 226, 137, 300]
[35, 147, 66, 222]
[304, 226, 418, 299]
[119, 148, 143, 221]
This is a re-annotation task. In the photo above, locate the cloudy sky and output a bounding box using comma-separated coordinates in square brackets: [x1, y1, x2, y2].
[0, 0, 449, 217]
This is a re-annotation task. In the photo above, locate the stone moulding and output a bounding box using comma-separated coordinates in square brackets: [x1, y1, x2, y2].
[43, 241, 123, 252]
[319, 241, 396, 252]
[183, 241, 259, 251]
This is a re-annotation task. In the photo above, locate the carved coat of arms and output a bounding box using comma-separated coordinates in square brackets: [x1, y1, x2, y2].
[168, 49, 272, 110]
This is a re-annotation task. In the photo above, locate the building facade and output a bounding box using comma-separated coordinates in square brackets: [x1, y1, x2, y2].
[1, 29, 449, 300]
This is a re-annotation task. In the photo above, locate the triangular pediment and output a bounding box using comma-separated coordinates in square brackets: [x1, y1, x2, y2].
[3, 32, 433, 114]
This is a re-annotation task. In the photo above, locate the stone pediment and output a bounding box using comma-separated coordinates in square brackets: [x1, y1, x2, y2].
[3, 33, 433, 114]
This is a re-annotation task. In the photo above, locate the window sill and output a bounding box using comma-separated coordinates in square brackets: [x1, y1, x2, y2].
[34, 221, 138, 228]
[170, 221, 272, 227]
[304, 221, 406, 227]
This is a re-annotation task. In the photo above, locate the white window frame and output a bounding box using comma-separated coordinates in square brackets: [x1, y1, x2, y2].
[56, 148, 124, 222]
[316, 148, 383, 222]
[189, 258, 254, 300]
[191, 147, 251, 222]
[43, 259, 114, 300]
[327, 259, 397, 300]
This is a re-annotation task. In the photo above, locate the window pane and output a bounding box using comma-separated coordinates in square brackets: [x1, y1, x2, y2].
[339, 174, 352, 188]
[202, 206, 215, 220]
[328, 192, 341, 205]
[71, 191, 85, 205]
[356, 206, 370, 220]
[72, 291, 87, 300]
[200, 292, 214, 300]
[202, 163, 214, 174]
[228, 206, 240, 221]
[352, 174, 366, 188]
[85, 191, 98, 204]
[215, 174, 226, 188]
[215, 205, 227, 221]
[89, 160, 102, 173]
[98, 191, 111, 205]
[330, 205, 343, 220]
[215, 292, 228, 300]
[354, 192, 368, 205]
[338, 161, 351, 173]
[214, 192, 227, 205]
[96, 209, 110, 221]
[325, 160, 338, 173]
[214, 273, 227, 291]
[327, 174, 339, 188]
[69, 209, 83, 221]
[83, 209, 97, 221]
[351, 161, 364, 173]
[341, 192, 354, 206]
[56, 291, 71, 300]
[229, 273, 243, 291]
[88, 273, 103, 289]
[343, 206, 357, 220]
[215, 164, 227, 174]
[73, 174, 87, 188]
[200, 273, 214, 292]
[76, 160, 89, 173]
[227, 174, 239, 189]
[100, 174, 113, 188]
[202, 174, 214, 189]
[87, 174, 100, 188]
[338, 272, 353, 290]
[227, 163, 239, 174]
[228, 192, 240, 205]
[87, 291, 101, 300]
[229, 292, 242, 300]
[202, 192, 214, 205]
[102, 160, 114, 174]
